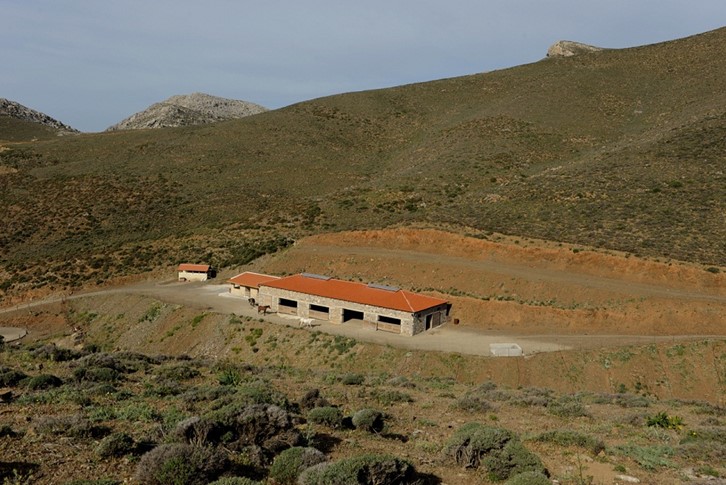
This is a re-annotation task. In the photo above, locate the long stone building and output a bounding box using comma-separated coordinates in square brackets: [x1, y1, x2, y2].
[229, 272, 450, 336]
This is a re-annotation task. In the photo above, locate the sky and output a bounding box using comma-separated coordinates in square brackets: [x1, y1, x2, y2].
[2, 1, 724, 132]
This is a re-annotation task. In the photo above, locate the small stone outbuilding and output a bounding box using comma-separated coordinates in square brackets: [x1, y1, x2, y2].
[257, 273, 450, 336]
[228, 272, 281, 300]
[177, 264, 214, 282]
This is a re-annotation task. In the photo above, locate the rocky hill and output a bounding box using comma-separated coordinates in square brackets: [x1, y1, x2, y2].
[107, 92, 267, 130]
[0, 98, 78, 134]
[546, 40, 605, 57]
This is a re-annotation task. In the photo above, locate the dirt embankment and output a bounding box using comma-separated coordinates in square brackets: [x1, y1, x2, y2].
[262, 228, 725, 336]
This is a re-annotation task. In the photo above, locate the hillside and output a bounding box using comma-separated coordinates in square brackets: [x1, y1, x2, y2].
[0, 28, 724, 297]
[0, 98, 78, 141]
[106, 93, 268, 130]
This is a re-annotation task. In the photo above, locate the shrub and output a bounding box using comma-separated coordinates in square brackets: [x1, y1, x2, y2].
[483, 440, 547, 481]
[299, 389, 330, 411]
[24, 374, 64, 390]
[504, 471, 552, 485]
[64, 480, 121, 485]
[647, 411, 683, 429]
[156, 363, 201, 381]
[74, 366, 121, 383]
[531, 430, 605, 455]
[143, 378, 185, 397]
[613, 444, 675, 470]
[298, 454, 414, 485]
[386, 376, 415, 388]
[33, 415, 110, 439]
[352, 409, 385, 433]
[369, 389, 413, 405]
[30, 344, 82, 362]
[134, 443, 229, 485]
[548, 396, 590, 418]
[444, 423, 516, 468]
[268, 446, 327, 484]
[307, 407, 343, 428]
[95, 432, 135, 458]
[341, 373, 365, 385]
[0, 366, 27, 387]
[455, 396, 492, 413]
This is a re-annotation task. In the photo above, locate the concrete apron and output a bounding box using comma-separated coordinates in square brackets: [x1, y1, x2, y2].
[0, 327, 28, 343]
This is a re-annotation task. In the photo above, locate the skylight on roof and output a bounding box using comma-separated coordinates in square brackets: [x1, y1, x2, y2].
[301, 273, 331, 280]
[367, 283, 400, 292]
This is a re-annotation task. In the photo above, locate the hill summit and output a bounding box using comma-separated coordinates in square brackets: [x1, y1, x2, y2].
[0, 98, 79, 134]
[546, 40, 605, 57]
[106, 92, 268, 131]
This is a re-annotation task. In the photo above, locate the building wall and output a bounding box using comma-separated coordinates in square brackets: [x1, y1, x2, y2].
[230, 285, 259, 300]
[259, 286, 448, 336]
[178, 270, 208, 282]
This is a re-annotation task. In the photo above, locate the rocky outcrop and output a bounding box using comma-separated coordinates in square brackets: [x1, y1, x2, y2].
[107, 93, 267, 131]
[546, 40, 604, 58]
[0, 98, 79, 133]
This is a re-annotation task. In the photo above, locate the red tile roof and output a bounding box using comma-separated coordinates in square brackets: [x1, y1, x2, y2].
[228, 272, 281, 288]
[261, 274, 448, 313]
[178, 264, 210, 272]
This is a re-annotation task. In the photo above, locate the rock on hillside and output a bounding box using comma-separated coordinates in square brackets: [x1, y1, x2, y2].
[107, 93, 268, 131]
[0, 98, 79, 133]
[546, 40, 605, 58]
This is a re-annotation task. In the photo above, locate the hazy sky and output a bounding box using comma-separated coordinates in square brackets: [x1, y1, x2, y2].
[2, 1, 724, 132]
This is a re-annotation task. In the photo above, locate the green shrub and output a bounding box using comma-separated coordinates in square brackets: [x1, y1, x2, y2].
[298, 454, 414, 485]
[24, 374, 63, 390]
[307, 407, 344, 428]
[134, 443, 229, 485]
[352, 409, 385, 433]
[613, 444, 675, 470]
[341, 373, 365, 386]
[483, 441, 547, 482]
[31, 344, 82, 362]
[268, 446, 327, 484]
[33, 415, 110, 439]
[64, 480, 121, 485]
[386, 376, 415, 388]
[647, 411, 683, 429]
[156, 363, 201, 381]
[444, 423, 517, 468]
[456, 396, 492, 413]
[74, 366, 120, 383]
[0, 366, 27, 387]
[95, 432, 135, 458]
[369, 389, 413, 405]
[548, 396, 590, 418]
[504, 471, 552, 485]
[531, 429, 605, 455]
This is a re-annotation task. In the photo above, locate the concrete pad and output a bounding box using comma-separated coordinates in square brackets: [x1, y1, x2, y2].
[0, 327, 28, 342]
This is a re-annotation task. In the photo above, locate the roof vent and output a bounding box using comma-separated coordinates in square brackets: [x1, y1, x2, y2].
[301, 273, 331, 281]
[367, 283, 400, 292]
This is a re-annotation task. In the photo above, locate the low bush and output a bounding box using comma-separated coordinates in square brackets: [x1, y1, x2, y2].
[268, 446, 327, 484]
[0, 366, 27, 387]
[455, 396, 492, 413]
[341, 373, 365, 386]
[352, 409, 385, 433]
[298, 454, 414, 485]
[647, 411, 683, 429]
[31, 344, 82, 362]
[386, 376, 415, 388]
[134, 443, 229, 485]
[307, 407, 343, 428]
[299, 388, 330, 411]
[33, 415, 110, 439]
[73, 366, 121, 383]
[369, 389, 413, 405]
[444, 423, 547, 480]
[208, 478, 260, 485]
[613, 444, 675, 471]
[156, 363, 201, 381]
[530, 429, 605, 455]
[24, 374, 63, 390]
[95, 432, 135, 458]
[547, 396, 590, 418]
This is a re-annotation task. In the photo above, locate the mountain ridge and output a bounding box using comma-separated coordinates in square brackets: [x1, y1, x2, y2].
[0, 98, 79, 137]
